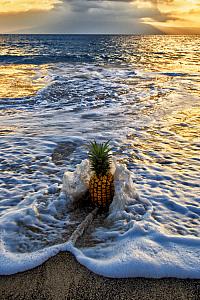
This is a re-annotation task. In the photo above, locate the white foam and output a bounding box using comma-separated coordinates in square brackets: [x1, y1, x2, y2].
[1, 223, 200, 278]
[1, 160, 199, 278]
[71, 226, 200, 278]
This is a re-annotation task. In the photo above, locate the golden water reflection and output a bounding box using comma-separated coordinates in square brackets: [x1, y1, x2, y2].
[166, 107, 200, 142]
[0, 64, 49, 98]
[127, 107, 200, 172]
[0, 125, 19, 135]
[119, 36, 200, 74]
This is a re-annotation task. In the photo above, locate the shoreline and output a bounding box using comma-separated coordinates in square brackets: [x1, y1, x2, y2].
[0, 252, 199, 300]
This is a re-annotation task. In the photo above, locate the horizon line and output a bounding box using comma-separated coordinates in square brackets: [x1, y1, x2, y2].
[0, 33, 200, 36]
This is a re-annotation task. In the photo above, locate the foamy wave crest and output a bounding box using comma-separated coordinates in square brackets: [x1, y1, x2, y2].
[0, 160, 200, 278]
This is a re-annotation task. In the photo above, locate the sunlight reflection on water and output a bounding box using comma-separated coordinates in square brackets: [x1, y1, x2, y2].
[0, 64, 49, 98]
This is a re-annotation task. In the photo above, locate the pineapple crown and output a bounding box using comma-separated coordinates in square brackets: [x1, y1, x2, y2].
[87, 140, 112, 176]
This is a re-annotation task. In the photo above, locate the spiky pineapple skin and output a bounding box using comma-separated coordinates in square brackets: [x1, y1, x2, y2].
[89, 172, 114, 209]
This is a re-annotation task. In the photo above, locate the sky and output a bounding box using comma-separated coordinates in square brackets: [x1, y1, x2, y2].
[0, 0, 200, 34]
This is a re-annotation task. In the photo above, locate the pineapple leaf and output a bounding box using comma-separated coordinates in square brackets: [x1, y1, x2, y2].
[87, 139, 113, 176]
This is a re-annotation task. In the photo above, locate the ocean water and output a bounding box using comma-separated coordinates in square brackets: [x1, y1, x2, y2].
[0, 34, 200, 277]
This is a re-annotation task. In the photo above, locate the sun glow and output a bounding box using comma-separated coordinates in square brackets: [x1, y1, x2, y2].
[0, 0, 61, 14]
[142, 0, 200, 33]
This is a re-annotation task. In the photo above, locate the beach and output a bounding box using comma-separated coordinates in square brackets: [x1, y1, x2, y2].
[0, 251, 199, 300]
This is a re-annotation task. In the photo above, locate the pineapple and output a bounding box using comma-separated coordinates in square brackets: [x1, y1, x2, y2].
[88, 140, 114, 210]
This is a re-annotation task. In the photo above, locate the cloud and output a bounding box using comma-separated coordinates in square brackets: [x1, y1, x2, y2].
[142, 0, 200, 31]
[0, 0, 199, 34]
[0, 0, 61, 14]
[63, 0, 175, 23]
[0, 10, 56, 33]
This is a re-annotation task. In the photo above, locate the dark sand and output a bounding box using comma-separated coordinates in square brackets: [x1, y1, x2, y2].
[0, 252, 199, 300]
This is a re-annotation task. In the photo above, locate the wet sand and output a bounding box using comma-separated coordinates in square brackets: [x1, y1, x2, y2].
[0, 252, 199, 300]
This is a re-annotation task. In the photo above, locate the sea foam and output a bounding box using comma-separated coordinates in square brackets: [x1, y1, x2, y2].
[0, 160, 199, 278]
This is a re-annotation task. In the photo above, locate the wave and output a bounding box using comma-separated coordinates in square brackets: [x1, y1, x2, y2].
[0, 54, 94, 65]
[0, 160, 199, 278]
[1, 229, 200, 278]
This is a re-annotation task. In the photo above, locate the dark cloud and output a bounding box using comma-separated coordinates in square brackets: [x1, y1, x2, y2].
[64, 0, 174, 4]
[63, 0, 176, 22]
[51, 0, 171, 33]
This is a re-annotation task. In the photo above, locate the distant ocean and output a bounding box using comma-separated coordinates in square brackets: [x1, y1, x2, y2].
[0, 35, 200, 277]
